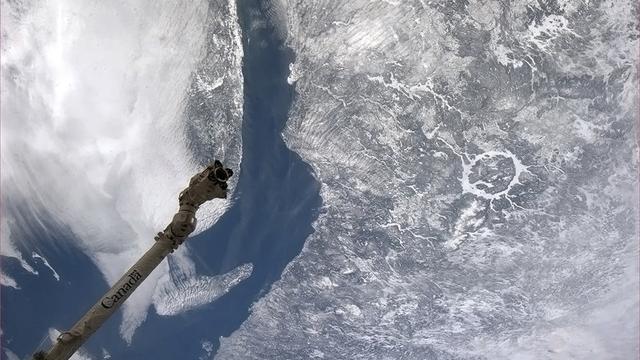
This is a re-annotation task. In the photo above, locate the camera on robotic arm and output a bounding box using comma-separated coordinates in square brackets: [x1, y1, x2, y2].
[207, 160, 234, 190]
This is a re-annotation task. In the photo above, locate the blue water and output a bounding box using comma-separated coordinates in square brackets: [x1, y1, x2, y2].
[1, 0, 320, 358]
[0, 207, 126, 359]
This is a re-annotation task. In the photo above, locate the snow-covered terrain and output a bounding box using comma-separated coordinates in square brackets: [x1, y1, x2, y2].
[219, 0, 639, 358]
[2, 0, 637, 358]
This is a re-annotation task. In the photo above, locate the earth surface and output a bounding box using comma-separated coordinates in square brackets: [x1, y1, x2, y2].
[1, 0, 639, 359]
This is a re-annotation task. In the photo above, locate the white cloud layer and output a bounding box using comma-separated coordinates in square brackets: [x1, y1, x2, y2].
[1, 0, 245, 342]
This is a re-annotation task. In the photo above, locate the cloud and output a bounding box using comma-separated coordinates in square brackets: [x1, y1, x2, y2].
[4, 348, 20, 360]
[0, 270, 19, 289]
[1, 217, 38, 276]
[154, 262, 253, 316]
[1, 0, 243, 340]
[46, 329, 94, 360]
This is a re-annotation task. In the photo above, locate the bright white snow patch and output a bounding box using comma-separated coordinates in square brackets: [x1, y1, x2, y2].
[439, 137, 532, 209]
[287, 62, 302, 84]
[153, 263, 253, 316]
[460, 150, 531, 204]
[492, 44, 524, 68]
[445, 200, 484, 250]
[195, 73, 224, 95]
[525, 14, 580, 51]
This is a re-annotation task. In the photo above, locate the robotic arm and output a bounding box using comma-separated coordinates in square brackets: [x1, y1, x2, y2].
[34, 160, 234, 360]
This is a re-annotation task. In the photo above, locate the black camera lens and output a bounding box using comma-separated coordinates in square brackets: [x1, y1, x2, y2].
[214, 167, 228, 182]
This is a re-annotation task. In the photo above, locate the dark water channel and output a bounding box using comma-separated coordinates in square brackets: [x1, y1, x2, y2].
[129, 0, 321, 357]
[0, 0, 320, 358]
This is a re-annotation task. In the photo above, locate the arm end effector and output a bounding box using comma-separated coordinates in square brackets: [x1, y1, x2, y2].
[181, 160, 234, 205]
[167, 160, 233, 240]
